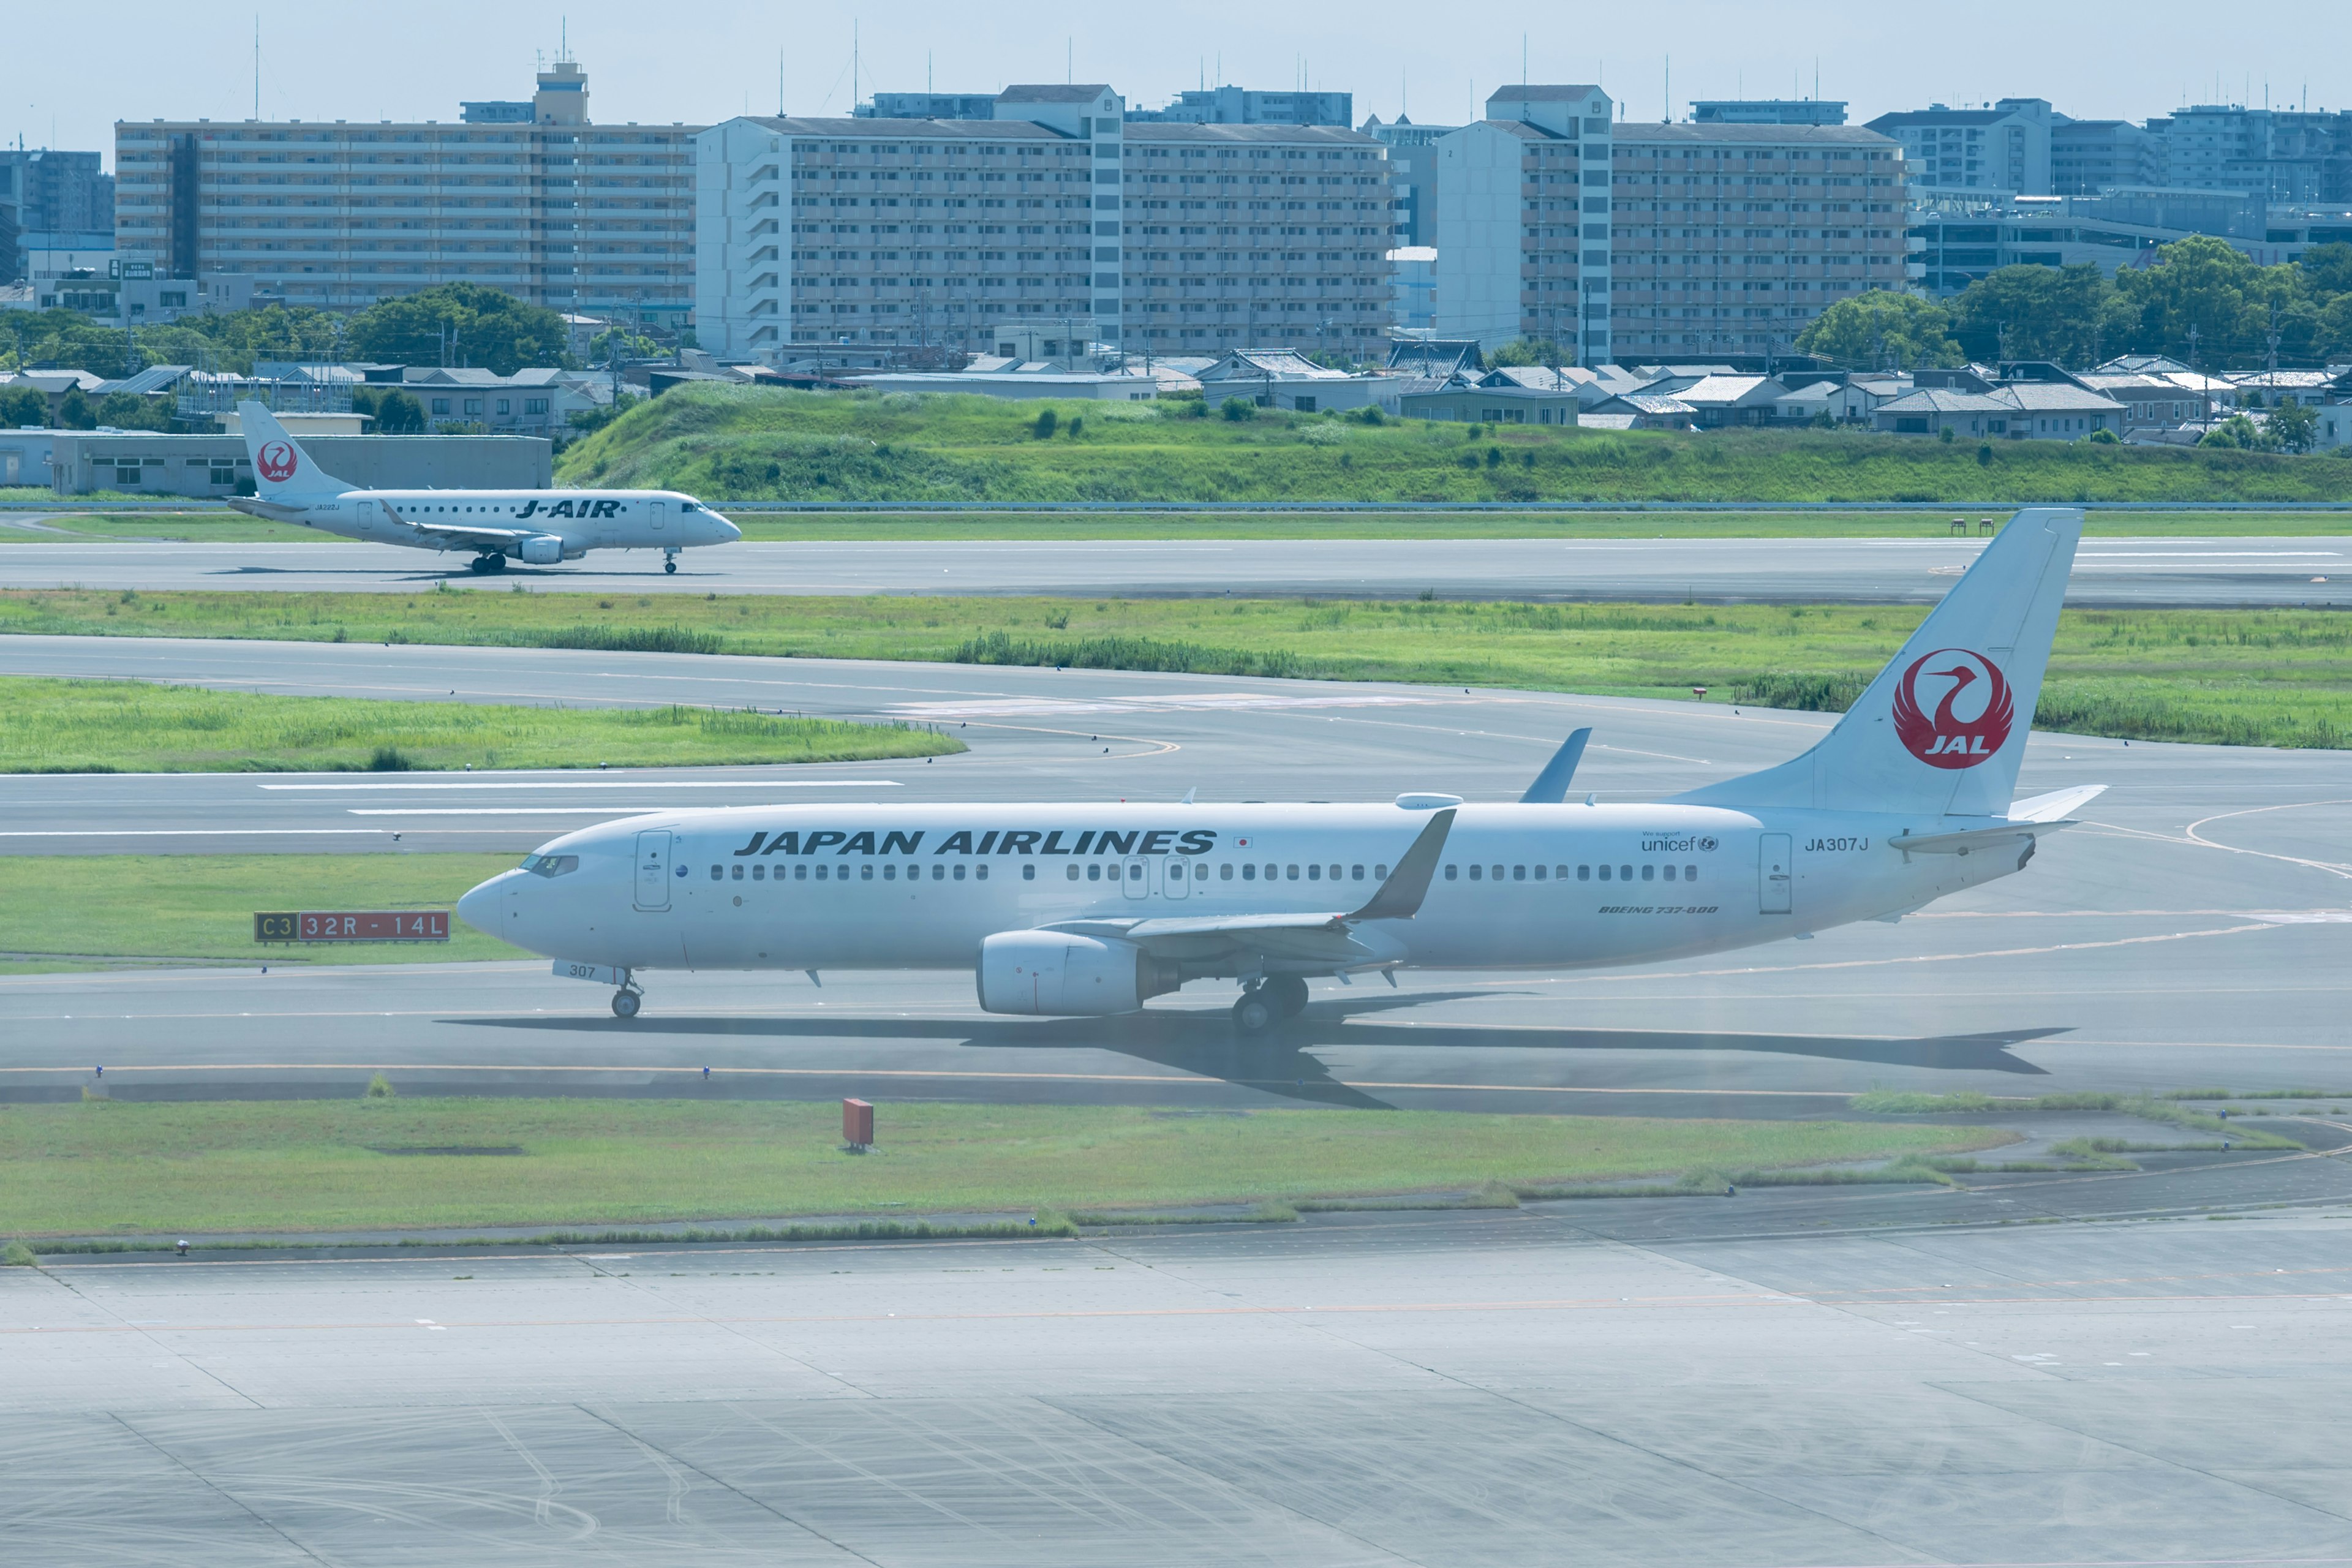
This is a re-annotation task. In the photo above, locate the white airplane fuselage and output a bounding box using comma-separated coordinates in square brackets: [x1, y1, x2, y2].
[460, 801, 2016, 978]
[235, 486, 739, 564]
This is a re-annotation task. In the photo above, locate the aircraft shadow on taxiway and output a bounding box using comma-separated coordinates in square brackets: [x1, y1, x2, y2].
[456, 992, 2064, 1109]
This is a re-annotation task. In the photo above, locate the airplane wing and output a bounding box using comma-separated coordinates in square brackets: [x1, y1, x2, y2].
[1038, 807, 1456, 970]
[375, 498, 540, 548]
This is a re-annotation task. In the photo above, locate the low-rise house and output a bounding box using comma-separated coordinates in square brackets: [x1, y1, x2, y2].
[1873, 382, 2125, 439]
[400, 368, 606, 434]
[1194, 349, 1379, 412]
[1581, 392, 1698, 431]
[1396, 368, 1581, 425]
[1670, 374, 1790, 428]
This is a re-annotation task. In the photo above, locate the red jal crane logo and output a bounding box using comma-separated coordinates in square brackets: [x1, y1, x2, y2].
[1891, 648, 2013, 769]
[255, 440, 298, 484]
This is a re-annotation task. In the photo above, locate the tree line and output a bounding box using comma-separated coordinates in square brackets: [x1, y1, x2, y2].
[0, 282, 573, 380]
[1796, 235, 2352, 372]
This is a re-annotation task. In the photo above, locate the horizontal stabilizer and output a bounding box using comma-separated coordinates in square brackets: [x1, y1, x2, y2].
[2008, 783, 2108, 823]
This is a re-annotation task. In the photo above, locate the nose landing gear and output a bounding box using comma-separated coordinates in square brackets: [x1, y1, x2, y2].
[662, 548, 680, 575]
[611, 981, 643, 1019]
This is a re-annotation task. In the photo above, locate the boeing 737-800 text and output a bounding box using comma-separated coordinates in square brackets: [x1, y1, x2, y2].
[459, 508, 2101, 1030]
[228, 401, 739, 573]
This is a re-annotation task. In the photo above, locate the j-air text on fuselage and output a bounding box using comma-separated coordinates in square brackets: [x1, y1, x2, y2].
[459, 508, 2108, 1033]
[227, 401, 739, 574]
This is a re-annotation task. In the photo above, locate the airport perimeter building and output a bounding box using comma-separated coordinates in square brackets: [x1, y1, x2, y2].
[111, 61, 697, 330]
[695, 85, 1397, 363]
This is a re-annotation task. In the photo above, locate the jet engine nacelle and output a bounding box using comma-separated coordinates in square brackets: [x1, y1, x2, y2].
[518, 534, 564, 565]
[975, 930, 1179, 1016]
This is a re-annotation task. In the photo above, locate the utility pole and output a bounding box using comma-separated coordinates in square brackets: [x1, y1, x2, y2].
[2265, 300, 2281, 377]
[2187, 322, 2201, 372]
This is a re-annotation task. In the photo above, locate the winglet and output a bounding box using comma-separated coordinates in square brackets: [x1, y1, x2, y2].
[1346, 807, 1455, 922]
[1519, 728, 1592, 804]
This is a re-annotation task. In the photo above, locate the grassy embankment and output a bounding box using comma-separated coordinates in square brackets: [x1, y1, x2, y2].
[0, 674, 960, 773]
[0, 854, 526, 968]
[10, 507, 2352, 543]
[9, 589, 2352, 749]
[557, 383, 2352, 505]
[0, 1098, 2013, 1239]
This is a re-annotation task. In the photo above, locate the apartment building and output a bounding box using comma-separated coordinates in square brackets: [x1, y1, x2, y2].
[1866, 99, 2053, 196]
[1128, 88, 1353, 127]
[696, 84, 1395, 363]
[1605, 123, 1909, 359]
[1692, 101, 1847, 127]
[2051, 119, 2160, 195]
[1433, 86, 1617, 358]
[1435, 89, 1905, 361]
[113, 61, 697, 327]
[1360, 116, 1458, 246]
[2145, 105, 2352, 203]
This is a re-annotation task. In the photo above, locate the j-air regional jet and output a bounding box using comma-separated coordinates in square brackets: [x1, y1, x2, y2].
[229, 400, 739, 573]
[459, 507, 2104, 1031]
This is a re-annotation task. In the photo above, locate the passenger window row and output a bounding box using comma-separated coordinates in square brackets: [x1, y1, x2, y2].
[712, 862, 992, 883]
[1442, 862, 1701, 883]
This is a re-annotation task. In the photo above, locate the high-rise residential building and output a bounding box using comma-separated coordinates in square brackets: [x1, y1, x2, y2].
[1606, 123, 1908, 359]
[1128, 88, 1353, 127]
[1434, 86, 1617, 359]
[2144, 105, 2352, 203]
[113, 60, 698, 328]
[1359, 116, 1458, 246]
[1866, 98, 2054, 195]
[856, 93, 1001, 122]
[696, 84, 1395, 363]
[1692, 100, 1848, 127]
[1, 149, 113, 280]
[2051, 119, 2160, 195]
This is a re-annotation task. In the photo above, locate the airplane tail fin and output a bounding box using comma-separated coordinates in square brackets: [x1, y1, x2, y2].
[237, 401, 350, 497]
[1675, 507, 2084, 820]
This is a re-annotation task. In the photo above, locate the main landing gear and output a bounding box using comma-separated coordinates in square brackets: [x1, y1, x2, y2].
[467, 552, 508, 575]
[662, 547, 680, 575]
[1230, 974, 1310, 1034]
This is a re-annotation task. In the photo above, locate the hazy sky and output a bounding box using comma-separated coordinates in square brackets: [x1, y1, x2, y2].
[17, 0, 2352, 165]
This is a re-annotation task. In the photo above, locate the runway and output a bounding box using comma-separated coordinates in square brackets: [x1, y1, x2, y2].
[4, 637, 2350, 1102]
[3, 532, 2350, 605]
[9, 1203, 2352, 1565]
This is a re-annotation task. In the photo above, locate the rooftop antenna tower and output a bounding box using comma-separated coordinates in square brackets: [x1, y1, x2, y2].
[252, 15, 260, 119]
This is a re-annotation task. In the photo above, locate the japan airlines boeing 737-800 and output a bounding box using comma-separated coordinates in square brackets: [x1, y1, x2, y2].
[458, 508, 2102, 1030]
[228, 401, 739, 573]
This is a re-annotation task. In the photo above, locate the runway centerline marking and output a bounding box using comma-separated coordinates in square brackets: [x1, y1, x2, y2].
[266, 780, 904, 791]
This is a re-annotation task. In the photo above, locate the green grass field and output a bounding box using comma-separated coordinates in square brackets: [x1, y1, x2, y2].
[554, 383, 2352, 504]
[7, 506, 2352, 542]
[10, 589, 2352, 748]
[0, 674, 962, 773]
[0, 1098, 2013, 1238]
[0, 854, 526, 967]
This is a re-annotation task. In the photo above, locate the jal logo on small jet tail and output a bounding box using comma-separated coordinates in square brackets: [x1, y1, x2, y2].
[255, 440, 298, 484]
[1891, 647, 2014, 769]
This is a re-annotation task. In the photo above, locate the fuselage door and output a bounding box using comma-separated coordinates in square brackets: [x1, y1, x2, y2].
[1123, 858, 1148, 899]
[1164, 855, 1191, 899]
[634, 829, 673, 911]
[649, 500, 667, 532]
[1759, 833, 1792, 914]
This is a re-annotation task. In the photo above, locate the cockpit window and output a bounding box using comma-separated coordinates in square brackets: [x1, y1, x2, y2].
[679, 500, 699, 513]
[520, 853, 579, 878]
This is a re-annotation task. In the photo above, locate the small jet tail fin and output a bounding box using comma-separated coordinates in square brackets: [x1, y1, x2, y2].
[237, 401, 350, 497]
[1676, 507, 2083, 819]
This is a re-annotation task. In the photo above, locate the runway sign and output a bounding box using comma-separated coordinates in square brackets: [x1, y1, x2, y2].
[255, 911, 450, 943]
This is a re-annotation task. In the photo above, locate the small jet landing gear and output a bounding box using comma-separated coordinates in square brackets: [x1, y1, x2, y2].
[1264, 974, 1310, 1018]
[467, 552, 507, 575]
[662, 548, 680, 575]
[1231, 989, 1276, 1035]
[611, 977, 643, 1019]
